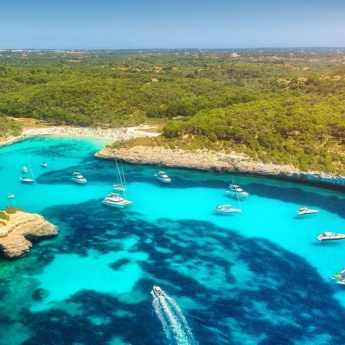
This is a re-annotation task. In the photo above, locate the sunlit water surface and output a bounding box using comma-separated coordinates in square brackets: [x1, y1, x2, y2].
[1, 137, 345, 345]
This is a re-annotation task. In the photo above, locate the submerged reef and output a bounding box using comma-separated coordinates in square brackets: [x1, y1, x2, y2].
[0, 210, 58, 258]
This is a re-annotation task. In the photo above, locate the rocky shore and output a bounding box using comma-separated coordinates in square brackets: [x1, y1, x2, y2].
[0, 211, 58, 258]
[95, 146, 345, 189]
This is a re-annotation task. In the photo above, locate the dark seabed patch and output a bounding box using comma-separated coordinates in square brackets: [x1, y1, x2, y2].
[0, 199, 340, 345]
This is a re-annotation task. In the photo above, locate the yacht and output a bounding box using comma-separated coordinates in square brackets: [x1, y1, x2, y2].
[336, 280, 345, 285]
[155, 171, 171, 184]
[20, 177, 34, 184]
[226, 184, 249, 199]
[215, 204, 242, 214]
[72, 172, 87, 184]
[297, 207, 318, 216]
[22, 166, 28, 173]
[102, 192, 132, 208]
[151, 285, 164, 298]
[41, 162, 48, 168]
[317, 232, 345, 241]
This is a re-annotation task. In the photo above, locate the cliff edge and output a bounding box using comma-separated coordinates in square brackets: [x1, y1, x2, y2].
[0, 211, 58, 258]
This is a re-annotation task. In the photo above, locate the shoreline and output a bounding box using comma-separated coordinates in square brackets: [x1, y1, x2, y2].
[1, 126, 345, 190]
[95, 145, 345, 191]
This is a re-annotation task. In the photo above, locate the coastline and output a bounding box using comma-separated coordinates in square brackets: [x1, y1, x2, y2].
[95, 145, 345, 190]
[1, 126, 345, 190]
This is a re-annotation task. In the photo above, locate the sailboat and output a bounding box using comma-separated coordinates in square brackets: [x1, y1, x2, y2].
[20, 159, 35, 184]
[102, 158, 132, 208]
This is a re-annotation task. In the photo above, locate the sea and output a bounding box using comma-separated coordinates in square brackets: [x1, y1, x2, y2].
[1, 136, 345, 345]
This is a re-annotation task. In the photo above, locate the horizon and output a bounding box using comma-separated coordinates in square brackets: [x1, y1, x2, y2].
[1, 0, 344, 50]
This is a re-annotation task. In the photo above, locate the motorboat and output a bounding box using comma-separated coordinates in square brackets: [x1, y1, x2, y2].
[22, 166, 28, 173]
[155, 171, 171, 184]
[41, 162, 48, 168]
[215, 204, 242, 214]
[226, 184, 249, 199]
[72, 172, 87, 184]
[336, 280, 345, 285]
[113, 184, 126, 191]
[102, 192, 132, 208]
[20, 177, 34, 184]
[151, 285, 164, 298]
[8, 193, 15, 198]
[297, 207, 318, 216]
[317, 232, 345, 241]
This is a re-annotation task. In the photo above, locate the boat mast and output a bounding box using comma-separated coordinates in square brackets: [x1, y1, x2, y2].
[28, 157, 35, 181]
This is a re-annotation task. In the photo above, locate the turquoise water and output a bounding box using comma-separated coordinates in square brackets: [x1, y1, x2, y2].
[1, 137, 345, 345]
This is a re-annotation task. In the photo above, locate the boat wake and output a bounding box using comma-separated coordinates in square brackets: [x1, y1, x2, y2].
[152, 288, 198, 345]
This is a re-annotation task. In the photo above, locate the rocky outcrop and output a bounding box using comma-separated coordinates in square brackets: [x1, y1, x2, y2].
[0, 211, 58, 258]
[95, 146, 345, 189]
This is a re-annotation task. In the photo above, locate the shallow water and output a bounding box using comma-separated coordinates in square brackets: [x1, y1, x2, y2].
[1, 137, 345, 345]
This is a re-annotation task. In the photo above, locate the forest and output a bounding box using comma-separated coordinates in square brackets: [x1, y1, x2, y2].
[0, 48, 345, 173]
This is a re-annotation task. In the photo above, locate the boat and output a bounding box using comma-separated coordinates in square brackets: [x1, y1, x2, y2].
[7, 193, 15, 198]
[336, 280, 345, 285]
[102, 192, 132, 208]
[72, 172, 87, 184]
[113, 184, 126, 191]
[214, 204, 242, 214]
[155, 171, 171, 184]
[226, 183, 249, 199]
[151, 285, 164, 298]
[20, 159, 35, 184]
[102, 158, 131, 208]
[41, 162, 48, 168]
[297, 207, 318, 216]
[317, 232, 345, 241]
[22, 166, 28, 173]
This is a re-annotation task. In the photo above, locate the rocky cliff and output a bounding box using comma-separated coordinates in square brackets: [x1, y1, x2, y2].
[0, 211, 58, 258]
[95, 146, 345, 189]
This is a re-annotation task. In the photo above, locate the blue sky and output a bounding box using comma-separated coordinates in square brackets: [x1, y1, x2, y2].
[0, 0, 344, 49]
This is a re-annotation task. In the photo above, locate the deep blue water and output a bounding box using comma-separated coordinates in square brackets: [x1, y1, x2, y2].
[1, 137, 345, 345]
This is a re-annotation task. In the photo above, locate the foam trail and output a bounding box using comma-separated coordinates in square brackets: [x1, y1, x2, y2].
[152, 289, 198, 345]
[153, 298, 172, 340]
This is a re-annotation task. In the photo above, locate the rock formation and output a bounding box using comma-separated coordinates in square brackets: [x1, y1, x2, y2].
[0, 211, 58, 258]
[95, 146, 345, 189]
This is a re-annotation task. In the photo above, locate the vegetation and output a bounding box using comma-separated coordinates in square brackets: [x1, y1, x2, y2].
[1, 49, 345, 172]
[6, 206, 20, 214]
[0, 211, 10, 221]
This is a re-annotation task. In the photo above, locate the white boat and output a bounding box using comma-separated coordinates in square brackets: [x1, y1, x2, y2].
[102, 192, 132, 208]
[102, 158, 131, 208]
[317, 232, 345, 241]
[20, 159, 35, 184]
[155, 171, 171, 184]
[151, 285, 164, 298]
[336, 280, 345, 285]
[41, 162, 48, 168]
[113, 184, 126, 191]
[7, 193, 15, 198]
[72, 172, 87, 184]
[215, 204, 242, 214]
[297, 207, 318, 216]
[22, 166, 28, 173]
[226, 183, 249, 199]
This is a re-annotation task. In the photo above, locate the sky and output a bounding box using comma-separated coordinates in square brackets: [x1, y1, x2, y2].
[0, 0, 344, 49]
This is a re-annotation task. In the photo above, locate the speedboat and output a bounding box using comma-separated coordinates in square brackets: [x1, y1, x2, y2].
[113, 184, 126, 191]
[22, 166, 28, 173]
[215, 204, 242, 214]
[41, 162, 48, 168]
[72, 172, 87, 184]
[151, 285, 164, 298]
[226, 184, 249, 199]
[20, 177, 34, 184]
[297, 207, 318, 216]
[8, 193, 15, 198]
[102, 192, 132, 208]
[317, 232, 345, 241]
[336, 280, 345, 285]
[155, 171, 171, 184]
